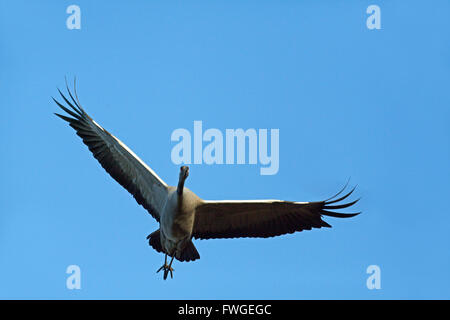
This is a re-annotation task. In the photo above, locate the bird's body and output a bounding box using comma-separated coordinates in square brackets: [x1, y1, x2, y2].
[53, 82, 361, 280]
[160, 187, 199, 255]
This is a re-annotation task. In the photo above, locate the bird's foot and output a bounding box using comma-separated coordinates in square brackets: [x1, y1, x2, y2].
[156, 264, 174, 280]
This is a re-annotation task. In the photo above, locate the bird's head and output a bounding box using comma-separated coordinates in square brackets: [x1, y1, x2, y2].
[179, 166, 189, 181]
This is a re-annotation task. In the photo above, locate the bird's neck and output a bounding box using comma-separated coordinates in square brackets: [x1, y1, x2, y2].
[177, 178, 185, 196]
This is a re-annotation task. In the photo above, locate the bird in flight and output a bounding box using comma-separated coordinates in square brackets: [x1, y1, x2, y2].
[54, 82, 360, 280]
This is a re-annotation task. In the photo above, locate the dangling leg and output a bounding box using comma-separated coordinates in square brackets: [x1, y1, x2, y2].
[156, 254, 168, 274]
[164, 254, 176, 280]
[157, 253, 175, 280]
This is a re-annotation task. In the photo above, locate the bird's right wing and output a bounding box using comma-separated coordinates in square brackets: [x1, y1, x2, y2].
[53, 85, 168, 222]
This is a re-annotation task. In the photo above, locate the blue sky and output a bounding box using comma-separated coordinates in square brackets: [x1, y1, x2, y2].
[0, 0, 449, 299]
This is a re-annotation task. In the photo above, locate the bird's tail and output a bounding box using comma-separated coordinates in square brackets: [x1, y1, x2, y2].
[147, 229, 200, 262]
[176, 240, 200, 262]
[147, 229, 164, 254]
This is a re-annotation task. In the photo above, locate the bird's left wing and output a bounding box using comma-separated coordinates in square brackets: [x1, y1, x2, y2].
[53, 85, 168, 222]
[192, 187, 359, 239]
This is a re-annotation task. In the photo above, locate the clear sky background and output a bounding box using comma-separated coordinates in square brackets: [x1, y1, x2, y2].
[0, 1, 449, 299]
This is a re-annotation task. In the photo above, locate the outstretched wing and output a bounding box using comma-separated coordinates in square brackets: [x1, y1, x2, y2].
[192, 187, 360, 239]
[53, 84, 168, 222]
